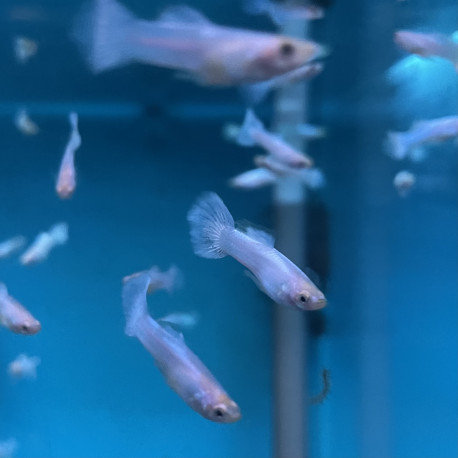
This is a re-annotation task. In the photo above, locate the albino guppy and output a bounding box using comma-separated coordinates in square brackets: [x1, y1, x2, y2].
[0, 283, 41, 335]
[386, 116, 458, 161]
[393, 170, 416, 197]
[73, 0, 327, 86]
[122, 266, 241, 423]
[0, 236, 27, 259]
[20, 222, 68, 265]
[8, 353, 41, 379]
[237, 109, 314, 168]
[394, 30, 458, 71]
[56, 112, 81, 199]
[188, 192, 326, 311]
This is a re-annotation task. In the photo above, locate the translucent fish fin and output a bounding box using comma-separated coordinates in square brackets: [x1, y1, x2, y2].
[160, 323, 185, 341]
[157, 311, 199, 330]
[158, 6, 211, 24]
[243, 270, 267, 293]
[0, 282, 8, 298]
[409, 146, 427, 162]
[237, 109, 264, 146]
[244, 226, 275, 247]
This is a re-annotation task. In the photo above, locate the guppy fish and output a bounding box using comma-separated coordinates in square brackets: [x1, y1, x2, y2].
[0, 283, 41, 335]
[122, 266, 241, 423]
[73, 0, 327, 86]
[8, 353, 41, 379]
[56, 112, 81, 199]
[187, 192, 326, 311]
[386, 116, 458, 161]
[236, 109, 314, 168]
[0, 236, 27, 259]
[394, 30, 458, 71]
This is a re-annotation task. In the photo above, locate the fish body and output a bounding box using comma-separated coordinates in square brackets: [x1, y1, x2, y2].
[394, 30, 458, 69]
[14, 36, 38, 64]
[14, 109, 39, 135]
[188, 192, 326, 310]
[393, 170, 415, 197]
[0, 236, 27, 259]
[0, 283, 41, 335]
[237, 109, 313, 168]
[20, 223, 68, 265]
[386, 116, 458, 160]
[122, 267, 241, 423]
[74, 0, 327, 86]
[56, 112, 81, 199]
[7, 353, 41, 379]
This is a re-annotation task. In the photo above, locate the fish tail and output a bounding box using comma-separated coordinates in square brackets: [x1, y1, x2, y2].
[386, 131, 408, 160]
[187, 192, 234, 259]
[237, 109, 264, 146]
[72, 0, 138, 73]
[161, 266, 183, 293]
[122, 270, 151, 337]
[49, 223, 69, 245]
[240, 81, 271, 106]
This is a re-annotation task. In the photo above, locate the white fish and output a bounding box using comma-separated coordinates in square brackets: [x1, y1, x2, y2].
[244, 0, 324, 26]
[14, 109, 39, 135]
[0, 439, 18, 458]
[241, 62, 323, 105]
[7, 353, 41, 379]
[0, 283, 41, 335]
[73, 0, 327, 86]
[393, 170, 415, 197]
[386, 116, 458, 160]
[237, 109, 314, 168]
[122, 266, 241, 423]
[13, 36, 38, 64]
[56, 112, 81, 199]
[0, 236, 27, 259]
[229, 165, 325, 190]
[394, 30, 458, 71]
[20, 222, 68, 266]
[188, 192, 326, 310]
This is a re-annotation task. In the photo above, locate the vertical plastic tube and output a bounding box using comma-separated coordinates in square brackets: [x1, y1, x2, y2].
[273, 18, 309, 458]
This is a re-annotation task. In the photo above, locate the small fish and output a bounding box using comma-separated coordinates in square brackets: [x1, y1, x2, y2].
[13, 36, 38, 64]
[393, 170, 415, 197]
[188, 192, 326, 310]
[0, 283, 41, 335]
[244, 0, 324, 26]
[386, 116, 458, 160]
[394, 30, 458, 70]
[295, 123, 327, 139]
[73, 0, 327, 86]
[7, 353, 41, 379]
[20, 222, 68, 265]
[122, 266, 241, 423]
[56, 112, 81, 199]
[0, 438, 18, 458]
[241, 62, 324, 105]
[0, 236, 27, 259]
[236, 109, 314, 168]
[229, 165, 325, 190]
[14, 109, 39, 135]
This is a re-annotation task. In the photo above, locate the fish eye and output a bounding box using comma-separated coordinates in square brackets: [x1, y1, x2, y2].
[214, 407, 225, 418]
[298, 293, 310, 304]
[279, 42, 295, 58]
[20, 324, 29, 332]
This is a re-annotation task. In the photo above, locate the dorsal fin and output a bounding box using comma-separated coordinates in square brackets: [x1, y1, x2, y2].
[158, 6, 211, 25]
[245, 226, 275, 247]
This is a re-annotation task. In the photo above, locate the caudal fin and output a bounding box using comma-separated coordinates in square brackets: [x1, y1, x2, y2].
[72, 0, 137, 73]
[237, 109, 265, 146]
[187, 192, 234, 259]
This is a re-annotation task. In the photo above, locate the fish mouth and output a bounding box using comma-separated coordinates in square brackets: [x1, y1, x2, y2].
[308, 297, 327, 311]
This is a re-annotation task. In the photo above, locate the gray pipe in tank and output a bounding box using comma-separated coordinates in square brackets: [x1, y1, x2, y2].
[273, 18, 310, 458]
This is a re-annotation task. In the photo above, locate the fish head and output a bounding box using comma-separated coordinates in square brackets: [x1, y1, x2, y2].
[252, 36, 328, 78]
[287, 282, 327, 311]
[10, 317, 42, 335]
[394, 30, 439, 57]
[203, 393, 241, 423]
